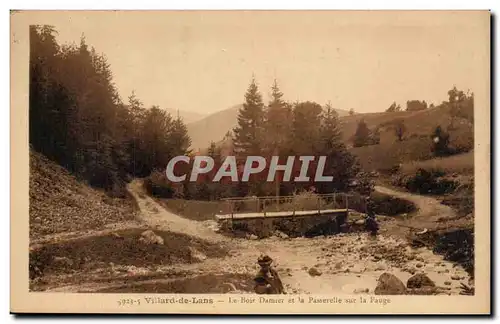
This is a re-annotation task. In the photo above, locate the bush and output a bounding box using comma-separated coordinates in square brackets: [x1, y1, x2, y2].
[370, 192, 416, 216]
[440, 181, 474, 217]
[143, 171, 175, 198]
[350, 172, 375, 196]
[395, 168, 458, 195]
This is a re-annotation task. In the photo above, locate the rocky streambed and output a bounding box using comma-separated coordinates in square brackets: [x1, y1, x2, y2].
[218, 231, 473, 296]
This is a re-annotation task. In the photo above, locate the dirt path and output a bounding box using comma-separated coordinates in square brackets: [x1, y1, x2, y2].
[375, 185, 457, 223]
[374, 185, 467, 239]
[126, 179, 227, 244]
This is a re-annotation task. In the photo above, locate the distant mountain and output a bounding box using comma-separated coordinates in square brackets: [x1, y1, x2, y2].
[187, 104, 242, 151]
[162, 108, 206, 124]
[187, 104, 351, 151]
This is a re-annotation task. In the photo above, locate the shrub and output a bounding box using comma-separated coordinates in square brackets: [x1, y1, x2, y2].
[395, 168, 458, 195]
[370, 192, 416, 216]
[143, 170, 175, 198]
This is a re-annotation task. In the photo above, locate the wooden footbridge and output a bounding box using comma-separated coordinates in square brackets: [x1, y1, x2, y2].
[215, 193, 367, 237]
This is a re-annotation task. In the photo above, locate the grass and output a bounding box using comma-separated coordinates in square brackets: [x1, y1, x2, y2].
[350, 137, 434, 172]
[399, 151, 474, 177]
[158, 199, 223, 221]
[391, 152, 474, 216]
[345, 104, 474, 172]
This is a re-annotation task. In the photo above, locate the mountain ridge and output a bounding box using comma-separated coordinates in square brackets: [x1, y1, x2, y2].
[187, 104, 351, 151]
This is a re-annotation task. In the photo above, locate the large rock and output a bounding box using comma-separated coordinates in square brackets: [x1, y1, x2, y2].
[139, 230, 164, 245]
[308, 267, 322, 277]
[374, 273, 407, 295]
[407, 274, 435, 289]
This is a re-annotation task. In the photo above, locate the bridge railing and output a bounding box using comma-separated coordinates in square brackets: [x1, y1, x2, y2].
[220, 192, 368, 217]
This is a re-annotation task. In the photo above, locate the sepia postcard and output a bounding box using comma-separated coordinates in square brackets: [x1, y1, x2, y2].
[10, 10, 491, 314]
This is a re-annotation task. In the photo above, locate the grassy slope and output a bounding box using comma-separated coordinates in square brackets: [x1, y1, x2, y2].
[344, 105, 473, 172]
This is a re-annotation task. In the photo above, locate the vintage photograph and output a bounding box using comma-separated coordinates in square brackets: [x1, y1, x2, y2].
[11, 10, 490, 314]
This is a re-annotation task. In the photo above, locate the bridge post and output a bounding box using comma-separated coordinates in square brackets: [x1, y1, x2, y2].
[230, 201, 234, 231]
[346, 194, 349, 211]
[263, 198, 266, 217]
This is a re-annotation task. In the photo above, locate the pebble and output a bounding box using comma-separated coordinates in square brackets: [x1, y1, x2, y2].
[416, 263, 423, 268]
[444, 281, 452, 286]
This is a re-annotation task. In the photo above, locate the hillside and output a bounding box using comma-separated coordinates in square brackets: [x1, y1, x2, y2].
[29, 150, 140, 241]
[187, 104, 242, 151]
[187, 103, 473, 170]
[162, 108, 206, 124]
[344, 105, 474, 171]
[187, 104, 351, 151]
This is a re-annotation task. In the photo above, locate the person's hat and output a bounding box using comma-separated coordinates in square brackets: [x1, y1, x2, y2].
[258, 254, 273, 266]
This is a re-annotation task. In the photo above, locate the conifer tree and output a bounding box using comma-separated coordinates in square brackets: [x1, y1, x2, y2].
[265, 79, 293, 156]
[233, 77, 266, 157]
[168, 116, 192, 157]
[353, 119, 371, 147]
[315, 102, 360, 193]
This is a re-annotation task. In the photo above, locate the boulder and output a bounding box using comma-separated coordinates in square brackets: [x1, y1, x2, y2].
[308, 267, 322, 277]
[374, 273, 407, 295]
[407, 274, 436, 289]
[139, 230, 164, 245]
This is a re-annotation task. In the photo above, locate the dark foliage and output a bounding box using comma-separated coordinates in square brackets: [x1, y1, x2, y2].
[29, 25, 191, 192]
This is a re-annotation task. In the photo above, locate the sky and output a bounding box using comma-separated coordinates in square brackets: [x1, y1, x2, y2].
[18, 10, 489, 115]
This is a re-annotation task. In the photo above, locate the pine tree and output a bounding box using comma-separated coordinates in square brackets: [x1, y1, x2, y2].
[168, 116, 192, 157]
[292, 101, 323, 155]
[265, 79, 293, 156]
[353, 119, 371, 147]
[386, 102, 397, 112]
[315, 102, 360, 193]
[232, 77, 266, 157]
[207, 141, 221, 162]
[320, 102, 342, 151]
